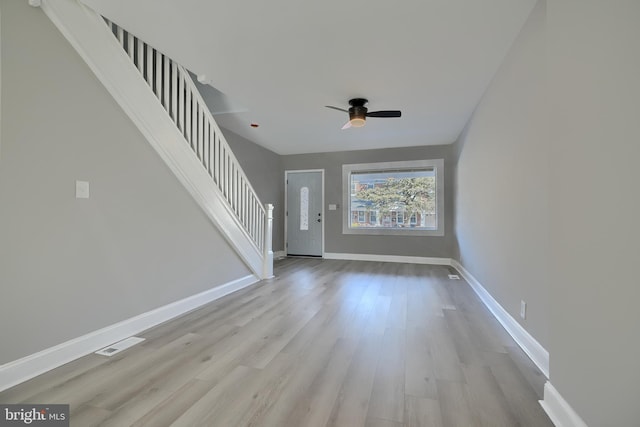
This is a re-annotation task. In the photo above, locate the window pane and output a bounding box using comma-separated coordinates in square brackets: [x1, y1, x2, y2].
[300, 187, 309, 230]
[349, 169, 436, 230]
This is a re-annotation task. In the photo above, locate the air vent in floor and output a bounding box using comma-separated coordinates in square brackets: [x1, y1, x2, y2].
[448, 274, 460, 280]
[95, 336, 145, 357]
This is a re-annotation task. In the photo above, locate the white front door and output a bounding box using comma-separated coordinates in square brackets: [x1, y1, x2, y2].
[286, 171, 323, 256]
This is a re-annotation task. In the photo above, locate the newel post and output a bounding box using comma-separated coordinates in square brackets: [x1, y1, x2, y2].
[262, 203, 274, 279]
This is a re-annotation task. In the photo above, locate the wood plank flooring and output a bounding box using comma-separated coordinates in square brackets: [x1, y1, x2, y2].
[0, 258, 553, 426]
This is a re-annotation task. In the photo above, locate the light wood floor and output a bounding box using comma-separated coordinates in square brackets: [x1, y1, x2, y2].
[0, 259, 553, 427]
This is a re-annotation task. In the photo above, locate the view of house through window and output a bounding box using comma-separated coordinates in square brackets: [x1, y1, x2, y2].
[349, 169, 436, 230]
[342, 159, 444, 236]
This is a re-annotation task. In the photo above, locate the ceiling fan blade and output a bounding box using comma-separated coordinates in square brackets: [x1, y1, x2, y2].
[341, 121, 352, 130]
[325, 105, 349, 113]
[366, 110, 402, 118]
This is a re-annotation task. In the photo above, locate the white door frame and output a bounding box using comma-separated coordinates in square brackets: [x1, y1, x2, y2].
[284, 169, 325, 257]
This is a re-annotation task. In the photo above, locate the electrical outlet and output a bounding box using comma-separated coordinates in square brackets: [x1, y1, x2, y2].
[520, 300, 527, 319]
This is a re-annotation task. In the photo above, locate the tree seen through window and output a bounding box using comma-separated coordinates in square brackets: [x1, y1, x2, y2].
[350, 170, 436, 229]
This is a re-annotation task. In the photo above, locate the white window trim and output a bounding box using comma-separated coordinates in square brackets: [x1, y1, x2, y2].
[342, 159, 444, 236]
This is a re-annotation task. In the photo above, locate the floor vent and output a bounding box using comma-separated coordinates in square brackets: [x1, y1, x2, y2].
[448, 274, 460, 280]
[95, 336, 145, 357]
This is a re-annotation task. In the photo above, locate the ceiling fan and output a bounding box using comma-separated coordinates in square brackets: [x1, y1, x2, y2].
[325, 98, 402, 129]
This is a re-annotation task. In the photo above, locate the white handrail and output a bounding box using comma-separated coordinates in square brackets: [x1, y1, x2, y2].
[103, 19, 269, 257]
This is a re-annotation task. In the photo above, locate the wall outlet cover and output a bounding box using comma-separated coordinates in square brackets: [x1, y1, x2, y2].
[75, 180, 90, 199]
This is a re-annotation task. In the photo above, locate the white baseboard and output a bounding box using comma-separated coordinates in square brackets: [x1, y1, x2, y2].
[0, 275, 258, 393]
[450, 260, 549, 378]
[323, 252, 453, 266]
[540, 381, 589, 427]
[274, 251, 286, 260]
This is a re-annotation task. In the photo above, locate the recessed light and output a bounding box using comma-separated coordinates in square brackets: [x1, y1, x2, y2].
[250, 123, 259, 128]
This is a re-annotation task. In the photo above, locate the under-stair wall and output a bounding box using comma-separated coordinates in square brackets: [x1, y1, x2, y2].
[0, 0, 273, 392]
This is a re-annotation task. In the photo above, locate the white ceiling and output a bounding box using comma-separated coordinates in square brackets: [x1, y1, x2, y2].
[81, 0, 537, 155]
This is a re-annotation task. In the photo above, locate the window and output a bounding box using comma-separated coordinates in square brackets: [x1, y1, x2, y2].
[342, 159, 444, 236]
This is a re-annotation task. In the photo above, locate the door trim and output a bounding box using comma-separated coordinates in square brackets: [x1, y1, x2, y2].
[284, 169, 325, 257]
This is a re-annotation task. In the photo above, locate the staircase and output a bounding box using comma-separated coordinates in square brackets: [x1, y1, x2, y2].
[36, 0, 273, 278]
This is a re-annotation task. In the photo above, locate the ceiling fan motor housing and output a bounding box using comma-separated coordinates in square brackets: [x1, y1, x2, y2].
[348, 98, 368, 108]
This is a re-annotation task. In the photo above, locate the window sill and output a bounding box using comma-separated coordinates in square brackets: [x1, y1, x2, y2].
[342, 227, 444, 237]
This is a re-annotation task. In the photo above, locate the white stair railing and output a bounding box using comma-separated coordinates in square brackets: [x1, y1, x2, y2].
[102, 19, 273, 277]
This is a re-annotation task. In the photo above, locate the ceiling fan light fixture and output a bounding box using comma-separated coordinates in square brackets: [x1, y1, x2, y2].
[349, 117, 366, 127]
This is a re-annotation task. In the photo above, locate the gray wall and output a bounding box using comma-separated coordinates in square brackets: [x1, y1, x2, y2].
[222, 127, 285, 252]
[548, 1, 640, 425]
[456, 1, 640, 425]
[0, 1, 250, 364]
[283, 145, 456, 258]
[454, 1, 549, 347]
